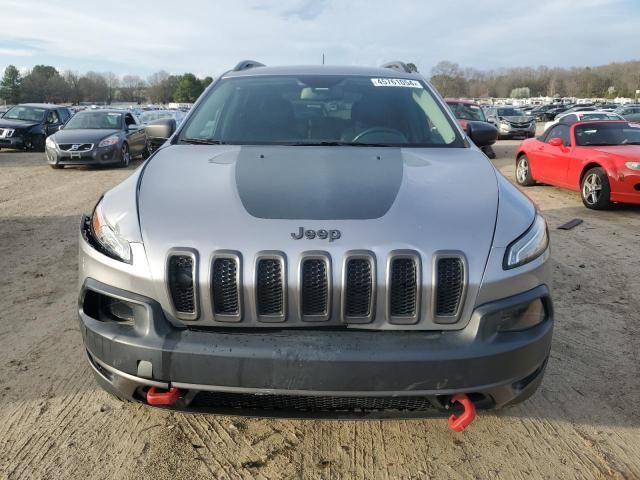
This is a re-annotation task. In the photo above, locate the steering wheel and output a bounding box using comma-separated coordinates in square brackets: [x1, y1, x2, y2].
[352, 127, 407, 144]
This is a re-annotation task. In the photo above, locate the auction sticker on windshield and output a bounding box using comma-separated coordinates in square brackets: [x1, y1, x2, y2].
[371, 78, 422, 88]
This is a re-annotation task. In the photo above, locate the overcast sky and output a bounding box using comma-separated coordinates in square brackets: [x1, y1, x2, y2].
[1, 0, 639, 78]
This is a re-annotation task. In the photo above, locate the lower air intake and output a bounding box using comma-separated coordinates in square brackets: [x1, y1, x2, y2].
[191, 391, 437, 413]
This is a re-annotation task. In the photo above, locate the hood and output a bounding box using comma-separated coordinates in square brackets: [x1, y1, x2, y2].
[500, 116, 534, 123]
[137, 145, 500, 307]
[586, 145, 640, 159]
[53, 128, 119, 144]
[0, 118, 39, 130]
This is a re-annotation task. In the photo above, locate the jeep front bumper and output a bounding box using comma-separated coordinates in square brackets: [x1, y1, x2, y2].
[79, 278, 553, 418]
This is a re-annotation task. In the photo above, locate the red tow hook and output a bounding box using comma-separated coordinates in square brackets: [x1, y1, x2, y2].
[447, 394, 476, 432]
[146, 387, 182, 406]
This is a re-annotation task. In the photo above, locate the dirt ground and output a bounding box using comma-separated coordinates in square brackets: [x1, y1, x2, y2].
[0, 140, 639, 480]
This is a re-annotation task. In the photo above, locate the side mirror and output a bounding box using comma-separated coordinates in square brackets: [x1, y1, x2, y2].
[467, 120, 498, 148]
[549, 137, 564, 147]
[144, 118, 176, 142]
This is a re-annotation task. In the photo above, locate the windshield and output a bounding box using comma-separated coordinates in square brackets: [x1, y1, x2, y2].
[575, 122, 640, 146]
[447, 102, 486, 121]
[139, 110, 185, 125]
[497, 107, 524, 117]
[179, 75, 461, 147]
[64, 111, 122, 130]
[4, 105, 46, 122]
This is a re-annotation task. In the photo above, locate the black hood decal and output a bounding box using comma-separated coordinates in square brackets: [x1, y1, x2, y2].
[235, 146, 403, 220]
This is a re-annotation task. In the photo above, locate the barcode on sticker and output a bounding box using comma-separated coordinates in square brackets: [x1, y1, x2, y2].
[371, 78, 422, 88]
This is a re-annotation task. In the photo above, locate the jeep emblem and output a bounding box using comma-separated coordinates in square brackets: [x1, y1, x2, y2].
[291, 227, 341, 242]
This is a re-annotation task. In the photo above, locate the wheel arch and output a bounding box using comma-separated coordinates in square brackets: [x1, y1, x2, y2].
[580, 161, 606, 183]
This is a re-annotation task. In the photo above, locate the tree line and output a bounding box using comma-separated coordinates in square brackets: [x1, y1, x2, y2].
[0, 65, 213, 105]
[429, 60, 640, 99]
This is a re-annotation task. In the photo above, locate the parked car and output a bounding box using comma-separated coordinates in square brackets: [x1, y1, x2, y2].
[614, 104, 640, 122]
[515, 120, 640, 209]
[539, 104, 571, 122]
[445, 98, 497, 158]
[138, 109, 186, 126]
[485, 106, 536, 139]
[562, 105, 596, 114]
[45, 109, 149, 169]
[543, 111, 624, 131]
[78, 61, 552, 426]
[0, 103, 71, 151]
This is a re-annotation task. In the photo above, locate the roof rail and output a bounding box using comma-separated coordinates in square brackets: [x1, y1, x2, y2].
[380, 61, 414, 73]
[233, 60, 266, 71]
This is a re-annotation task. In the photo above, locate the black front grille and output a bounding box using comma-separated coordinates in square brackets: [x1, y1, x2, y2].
[59, 143, 93, 151]
[212, 257, 239, 315]
[389, 258, 417, 317]
[191, 391, 436, 413]
[256, 258, 284, 316]
[301, 259, 329, 316]
[168, 255, 196, 315]
[344, 258, 373, 318]
[436, 257, 464, 316]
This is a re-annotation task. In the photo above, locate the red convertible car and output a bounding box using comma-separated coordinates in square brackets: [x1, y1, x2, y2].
[515, 121, 640, 209]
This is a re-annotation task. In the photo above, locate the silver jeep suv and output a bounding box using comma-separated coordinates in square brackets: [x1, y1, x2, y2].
[79, 61, 552, 422]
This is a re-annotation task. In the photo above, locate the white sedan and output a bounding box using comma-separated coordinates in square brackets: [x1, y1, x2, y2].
[544, 111, 624, 131]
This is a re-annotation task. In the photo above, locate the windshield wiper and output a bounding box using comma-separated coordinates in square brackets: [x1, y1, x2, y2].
[180, 137, 226, 145]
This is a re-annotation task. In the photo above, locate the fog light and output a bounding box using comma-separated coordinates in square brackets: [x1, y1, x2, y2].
[484, 298, 547, 333]
[107, 298, 135, 322]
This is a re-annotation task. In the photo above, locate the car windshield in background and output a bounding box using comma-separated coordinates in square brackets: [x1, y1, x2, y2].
[139, 110, 185, 124]
[4, 106, 46, 122]
[575, 122, 640, 146]
[180, 75, 462, 147]
[498, 108, 524, 117]
[447, 102, 485, 121]
[64, 111, 122, 130]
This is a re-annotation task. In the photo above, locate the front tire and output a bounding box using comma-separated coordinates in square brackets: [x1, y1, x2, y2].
[516, 154, 536, 186]
[119, 143, 130, 168]
[581, 167, 612, 210]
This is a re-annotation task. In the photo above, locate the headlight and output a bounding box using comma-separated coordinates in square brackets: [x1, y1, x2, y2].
[504, 214, 549, 269]
[2, 128, 15, 137]
[625, 161, 640, 170]
[90, 199, 132, 263]
[98, 135, 119, 148]
[45, 136, 56, 148]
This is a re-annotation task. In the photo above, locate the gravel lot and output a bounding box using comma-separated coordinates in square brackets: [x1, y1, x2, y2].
[0, 141, 639, 480]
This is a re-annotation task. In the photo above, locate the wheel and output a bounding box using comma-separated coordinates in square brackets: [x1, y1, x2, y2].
[581, 167, 612, 210]
[28, 135, 45, 152]
[120, 143, 130, 168]
[141, 140, 151, 159]
[516, 154, 536, 186]
[50, 164, 63, 170]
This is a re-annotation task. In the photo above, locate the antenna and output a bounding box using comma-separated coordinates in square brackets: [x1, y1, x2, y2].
[322, 53, 325, 65]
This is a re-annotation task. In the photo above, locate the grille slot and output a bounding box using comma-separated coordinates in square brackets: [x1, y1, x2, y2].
[435, 257, 464, 318]
[167, 253, 197, 319]
[301, 257, 330, 319]
[191, 391, 438, 413]
[389, 255, 419, 323]
[256, 255, 285, 319]
[343, 255, 374, 321]
[211, 255, 241, 319]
